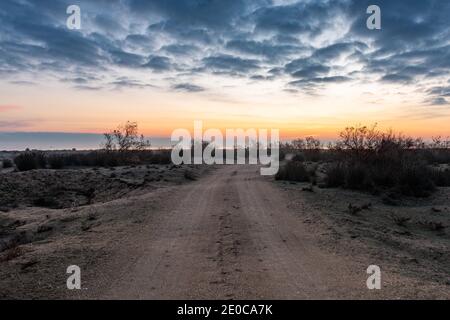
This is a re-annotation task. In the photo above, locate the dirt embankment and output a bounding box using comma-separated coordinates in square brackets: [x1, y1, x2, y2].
[276, 178, 450, 298]
[0, 164, 198, 210]
[0, 164, 208, 299]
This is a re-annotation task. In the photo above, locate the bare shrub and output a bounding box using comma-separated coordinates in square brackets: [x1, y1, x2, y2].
[324, 124, 438, 197]
[184, 169, 197, 181]
[47, 155, 65, 169]
[103, 121, 150, 152]
[325, 163, 346, 187]
[14, 152, 46, 171]
[283, 136, 323, 162]
[275, 161, 311, 182]
[430, 168, 450, 187]
[2, 159, 13, 168]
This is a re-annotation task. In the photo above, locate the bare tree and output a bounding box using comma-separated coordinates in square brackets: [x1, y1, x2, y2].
[102, 121, 150, 151]
[103, 132, 115, 151]
[336, 124, 380, 152]
[305, 136, 321, 150]
[292, 139, 306, 150]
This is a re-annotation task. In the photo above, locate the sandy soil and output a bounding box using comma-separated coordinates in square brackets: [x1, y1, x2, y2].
[0, 164, 194, 211]
[0, 164, 449, 299]
[0, 164, 208, 299]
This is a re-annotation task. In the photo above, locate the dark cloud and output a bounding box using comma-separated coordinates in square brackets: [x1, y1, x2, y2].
[109, 77, 156, 89]
[73, 85, 103, 91]
[381, 74, 413, 84]
[130, 0, 269, 29]
[425, 97, 449, 106]
[143, 56, 172, 71]
[172, 83, 205, 92]
[290, 76, 351, 86]
[123, 34, 154, 53]
[226, 39, 302, 59]
[202, 54, 260, 74]
[148, 20, 214, 44]
[161, 44, 199, 56]
[288, 75, 352, 95]
[250, 75, 271, 81]
[291, 64, 330, 79]
[62, 77, 89, 84]
[0, 0, 448, 100]
[312, 42, 368, 61]
[427, 86, 450, 98]
[94, 14, 125, 33]
[349, 0, 450, 52]
[424, 86, 450, 106]
[110, 50, 146, 67]
[250, 1, 347, 36]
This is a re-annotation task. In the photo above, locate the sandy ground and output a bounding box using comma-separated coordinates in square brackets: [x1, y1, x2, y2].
[0, 164, 449, 299]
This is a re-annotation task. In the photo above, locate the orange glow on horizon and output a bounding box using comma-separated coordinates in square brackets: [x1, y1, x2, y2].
[1, 81, 449, 141]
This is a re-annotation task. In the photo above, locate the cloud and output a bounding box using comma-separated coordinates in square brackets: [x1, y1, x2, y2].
[381, 74, 413, 84]
[425, 85, 450, 106]
[172, 83, 205, 92]
[62, 77, 89, 84]
[290, 76, 351, 86]
[143, 56, 172, 71]
[312, 42, 368, 61]
[226, 39, 302, 59]
[427, 86, 450, 98]
[9, 80, 36, 86]
[109, 77, 156, 89]
[288, 76, 352, 95]
[161, 44, 199, 56]
[110, 50, 146, 67]
[291, 64, 330, 79]
[425, 97, 449, 106]
[130, 0, 269, 29]
[94, 14, 126, 33]
[202, 54, 260, 74]
[124, 34, 153, 50]
[0, 0, 449, 99]
[73, 85, 103, 91]
[250, 1, 347, 36]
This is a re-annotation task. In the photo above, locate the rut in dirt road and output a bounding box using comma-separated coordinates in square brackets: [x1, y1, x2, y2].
[90, 165, 374, 299]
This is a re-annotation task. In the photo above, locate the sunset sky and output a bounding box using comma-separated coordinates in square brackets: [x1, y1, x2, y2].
[1, 0, 450, 149]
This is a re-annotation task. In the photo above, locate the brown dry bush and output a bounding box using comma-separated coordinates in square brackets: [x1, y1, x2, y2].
[2, 159, 13, 168]
[275, 161, 312, 182]
[323, 125, 441, 197]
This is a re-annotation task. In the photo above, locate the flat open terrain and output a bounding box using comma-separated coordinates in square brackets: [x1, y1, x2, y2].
[0, 165, 449, 299]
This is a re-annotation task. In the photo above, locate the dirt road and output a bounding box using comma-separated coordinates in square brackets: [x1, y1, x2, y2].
[79, 165, 390, 299]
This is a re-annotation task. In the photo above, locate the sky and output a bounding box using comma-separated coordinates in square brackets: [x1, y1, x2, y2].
[1, 0, 450, 150]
